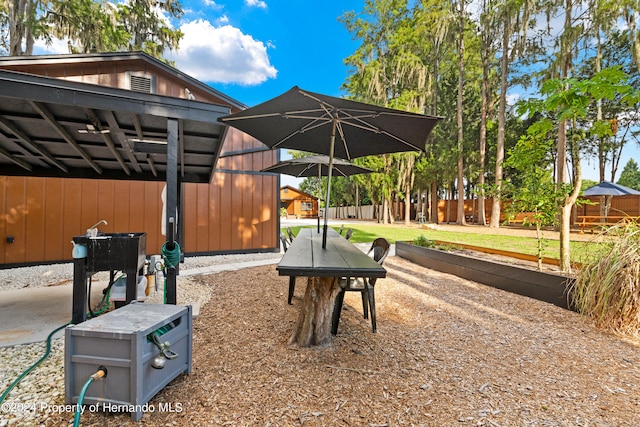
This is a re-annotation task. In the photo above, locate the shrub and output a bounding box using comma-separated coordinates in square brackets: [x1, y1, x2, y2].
[413, 235, 436, 248]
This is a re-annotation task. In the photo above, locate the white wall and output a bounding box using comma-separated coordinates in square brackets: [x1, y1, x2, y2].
[325, 205, 376, 219]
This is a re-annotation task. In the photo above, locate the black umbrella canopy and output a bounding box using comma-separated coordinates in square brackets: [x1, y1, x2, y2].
[583, 181, 640, 196]
[220, 86, 443, 248]
[218, 86, 443, 160]
[262, 155, 373, 234]
[261, 155, 373, 177]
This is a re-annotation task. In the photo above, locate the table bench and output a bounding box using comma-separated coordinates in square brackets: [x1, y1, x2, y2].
[506, 212, 537, 225]
[576, 215, 638, 233]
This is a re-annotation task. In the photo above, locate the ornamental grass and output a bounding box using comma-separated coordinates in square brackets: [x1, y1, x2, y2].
[571, 220, 640, 339]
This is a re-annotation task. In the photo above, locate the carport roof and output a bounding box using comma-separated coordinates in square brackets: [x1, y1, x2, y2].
[0, 68, 231, 183]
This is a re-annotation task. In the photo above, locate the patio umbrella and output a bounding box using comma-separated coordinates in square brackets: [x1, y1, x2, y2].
[219, 86, 442, 247]
[583, 181, 640, 196]
[261, 155, 373, 178]
[261, 155, 374, 231]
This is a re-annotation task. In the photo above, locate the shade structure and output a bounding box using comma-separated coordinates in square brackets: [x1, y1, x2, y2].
[583, 181, 640, 197]
[219, 86, 443, 247]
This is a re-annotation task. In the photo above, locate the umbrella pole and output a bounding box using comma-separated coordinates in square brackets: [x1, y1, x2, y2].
[318, 164, 321, 233]
[322, 121, 336, 249]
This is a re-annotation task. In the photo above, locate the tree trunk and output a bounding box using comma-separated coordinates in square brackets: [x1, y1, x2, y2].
[430, 181, 438, 223]
[557, 0, 573, 272]
[446, 187, 452, 223]
[404, 177, 412, 225]
[478, 0, 492, 227]
[491, 11, 509, 229]
[289, 276, 340, 347]
[456, 0, 466, 225]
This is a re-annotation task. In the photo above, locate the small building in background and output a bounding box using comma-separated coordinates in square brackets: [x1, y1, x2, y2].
[280, 186, 318, 219]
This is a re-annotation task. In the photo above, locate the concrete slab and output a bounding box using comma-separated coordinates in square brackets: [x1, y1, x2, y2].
[0, 259, 281, 348]
[0, 282, 107, 347]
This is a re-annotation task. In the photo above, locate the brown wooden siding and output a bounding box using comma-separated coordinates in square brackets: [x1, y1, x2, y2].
[280, 187, 318, 218]
[1, 173, 277, 264]
[0, 58, 233, 108]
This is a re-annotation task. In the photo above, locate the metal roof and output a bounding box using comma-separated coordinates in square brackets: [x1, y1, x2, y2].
[0, 51, 248, 111]
[0, 68, 231, 183]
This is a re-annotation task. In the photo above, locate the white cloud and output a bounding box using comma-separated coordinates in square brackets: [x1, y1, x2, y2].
[245, 0, 267, 9]
[167, 19, 277, 85]
[203, 0, 221, 7]
[33, 37, 69, 55]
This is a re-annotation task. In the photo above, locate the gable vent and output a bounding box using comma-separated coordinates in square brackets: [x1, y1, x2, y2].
[128, 73, 155, 94]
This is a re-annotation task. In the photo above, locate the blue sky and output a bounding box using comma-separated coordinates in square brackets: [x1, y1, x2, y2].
[166, 0, 362, 107]
[33, 0, 636, 185]
[165, 0, 363, 187]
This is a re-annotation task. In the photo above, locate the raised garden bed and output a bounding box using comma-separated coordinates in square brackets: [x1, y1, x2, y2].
[396, 241, 576, 310]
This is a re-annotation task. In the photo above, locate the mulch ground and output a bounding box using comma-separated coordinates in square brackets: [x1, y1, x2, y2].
[56, 253, 640, 426]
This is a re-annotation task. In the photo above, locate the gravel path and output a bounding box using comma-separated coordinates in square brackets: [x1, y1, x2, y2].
[0, 252, 284, 292]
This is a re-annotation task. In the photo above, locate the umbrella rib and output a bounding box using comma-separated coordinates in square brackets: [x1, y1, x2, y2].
[220, 111, 283, 121]
[379, 130, 425, 151]
[335, 121, 351, 160]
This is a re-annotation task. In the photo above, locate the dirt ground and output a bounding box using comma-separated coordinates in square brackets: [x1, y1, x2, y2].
[53, 239, 640, 426]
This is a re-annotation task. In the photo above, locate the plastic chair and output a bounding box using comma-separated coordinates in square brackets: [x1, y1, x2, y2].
[280, 232, 297, 304]
[344, 228, 353, 240]
[280, 232, 290, 251]
[332, 237, 390, 333]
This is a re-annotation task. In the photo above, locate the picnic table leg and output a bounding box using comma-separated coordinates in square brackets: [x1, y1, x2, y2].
[331, 290, 346, 335]
[287, 276, 296, 305]
[289, 276, 339, 347]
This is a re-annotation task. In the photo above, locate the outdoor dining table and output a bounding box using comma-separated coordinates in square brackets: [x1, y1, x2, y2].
[277, 227, 386, 347]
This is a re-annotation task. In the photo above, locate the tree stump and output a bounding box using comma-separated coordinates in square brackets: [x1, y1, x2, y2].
[289, 276, 340, 347]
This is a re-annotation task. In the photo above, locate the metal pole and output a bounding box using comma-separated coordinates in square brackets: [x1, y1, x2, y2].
[322, 121, 336, 249]
[166, 118, 178, 304]
[317, 163, 321, 233]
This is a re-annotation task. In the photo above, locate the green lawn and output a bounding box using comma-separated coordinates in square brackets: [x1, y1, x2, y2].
[284, 223, 600, 264]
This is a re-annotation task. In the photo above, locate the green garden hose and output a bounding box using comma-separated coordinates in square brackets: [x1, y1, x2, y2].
[161, 241, 180, 303]
[161, 241, 181, 269]
[0, 322, 68, 405]
[72, 367, 106, 427]
[0, 279, 117, 407]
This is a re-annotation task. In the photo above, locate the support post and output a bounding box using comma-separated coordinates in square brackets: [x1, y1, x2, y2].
[72, 257, 88, 324]
[165, 118, 178, 305]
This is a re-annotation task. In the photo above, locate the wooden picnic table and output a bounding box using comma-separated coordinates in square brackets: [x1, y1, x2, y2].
[277, 227, 386, 347]
[576, 215, 638, 233]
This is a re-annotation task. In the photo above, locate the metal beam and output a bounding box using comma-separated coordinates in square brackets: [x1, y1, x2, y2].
[146, 154, 158, 177]
[0, 146, 32, 171]
[132, 113, 144, 139]
[0, 115, 68, 172]
[0, 69, 231, 122]
[84, 108, 131, 176]
[104, 110, 142, 173]
[30, 101, 102, 174]
[179, 119, 185, 178]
